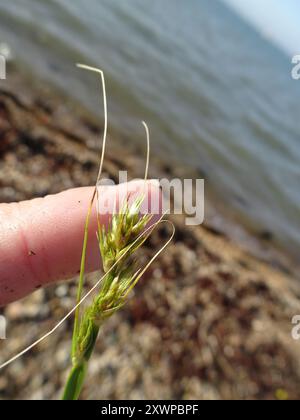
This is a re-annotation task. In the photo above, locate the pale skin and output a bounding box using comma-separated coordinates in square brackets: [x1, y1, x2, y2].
[0, 180, 161, 306]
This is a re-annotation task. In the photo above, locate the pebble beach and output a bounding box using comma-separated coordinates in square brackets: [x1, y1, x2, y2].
[1, 69, 300, 400]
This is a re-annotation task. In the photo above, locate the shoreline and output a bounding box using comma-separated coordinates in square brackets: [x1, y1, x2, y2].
[1, 68, 300, 399]
[2, 63, 299, 275]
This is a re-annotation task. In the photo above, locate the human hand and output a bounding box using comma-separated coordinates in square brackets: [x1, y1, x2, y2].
[0, 180, 161, 305]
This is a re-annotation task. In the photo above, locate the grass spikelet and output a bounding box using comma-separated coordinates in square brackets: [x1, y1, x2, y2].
[0, 64, 174, 401]
[62, 65, 173, 400]
[62, 196, 153, 400]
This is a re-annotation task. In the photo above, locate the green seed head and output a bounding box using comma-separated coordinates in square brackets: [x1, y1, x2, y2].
[75, 196, 152, 364]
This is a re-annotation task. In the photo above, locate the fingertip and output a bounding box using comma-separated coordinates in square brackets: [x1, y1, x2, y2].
[111, 179, 162, 218]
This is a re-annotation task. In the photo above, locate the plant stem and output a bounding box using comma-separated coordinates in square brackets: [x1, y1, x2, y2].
[72, 192, 96, 359]
[62, 321, 100, 400]
[62, 361, 88, 400]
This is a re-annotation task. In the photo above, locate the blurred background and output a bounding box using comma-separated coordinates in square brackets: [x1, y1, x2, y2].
[0, 0, 300, 400]
[0, 0, 299, 260]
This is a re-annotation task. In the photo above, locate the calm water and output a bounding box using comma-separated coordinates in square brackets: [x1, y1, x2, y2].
[0, 0, 299, 259]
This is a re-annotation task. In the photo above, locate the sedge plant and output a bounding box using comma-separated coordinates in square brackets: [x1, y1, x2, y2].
[0, 65, 173, 401]
[61, 65, 173, 399]
[62, 196, 153, 400]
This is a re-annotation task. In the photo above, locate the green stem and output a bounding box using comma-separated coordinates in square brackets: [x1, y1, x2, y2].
[72, 190, 97, 359]
[62, 361, 88, 400]
[62, 321, 100, 400]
